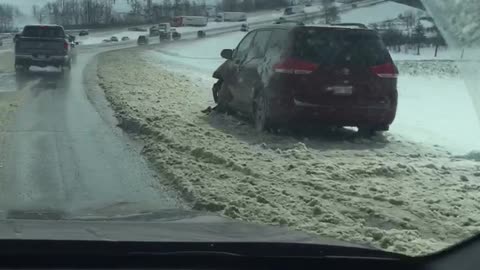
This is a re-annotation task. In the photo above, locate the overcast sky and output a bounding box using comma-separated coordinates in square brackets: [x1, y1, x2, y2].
[1, 0, 219, 14]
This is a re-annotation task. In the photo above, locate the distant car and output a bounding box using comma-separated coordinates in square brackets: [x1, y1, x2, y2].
[67, 34, 78, 48]
[197, 30, 206, 38]
[137, 35, 149, 45]
[172, 30, 181, 40]
[284, 5, 305, 15]
[159, 23, 172, 41]
[240, 23, 249, 32]
[212, 24, 398, 135]
[110, 36, 119, 42]
[102, 39, 111, 43]
[79, 30, 89, 36]
[159, 31, 171, 41]
[275, 17, 287, 24]
[121, 36, 130, 41]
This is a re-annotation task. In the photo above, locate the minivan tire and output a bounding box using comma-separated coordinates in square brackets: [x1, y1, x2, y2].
[216, 82, 231, 113]
[358, 127, 378, 137]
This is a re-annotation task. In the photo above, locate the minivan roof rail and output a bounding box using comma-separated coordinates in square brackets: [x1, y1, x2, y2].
[330, 23, 368, 29]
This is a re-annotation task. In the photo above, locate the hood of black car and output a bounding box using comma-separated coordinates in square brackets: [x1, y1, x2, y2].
[0, 208, 368, 249]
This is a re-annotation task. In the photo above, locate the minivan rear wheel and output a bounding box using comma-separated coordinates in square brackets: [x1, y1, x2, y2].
[253, 91, 273, 132]
[358, 126, 378, 137]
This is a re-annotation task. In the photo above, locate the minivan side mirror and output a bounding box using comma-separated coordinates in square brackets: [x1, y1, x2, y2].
[221, 49, 233, 60]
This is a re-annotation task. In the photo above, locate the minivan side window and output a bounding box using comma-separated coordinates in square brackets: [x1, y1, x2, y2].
[266, 29, 288, 57]
[246, 30, 272, 61]
[265, 29, 288, 62]
[234, 32, 256, 62]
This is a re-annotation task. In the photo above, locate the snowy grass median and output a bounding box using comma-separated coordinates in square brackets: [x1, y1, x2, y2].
[97, 49, 480, 256]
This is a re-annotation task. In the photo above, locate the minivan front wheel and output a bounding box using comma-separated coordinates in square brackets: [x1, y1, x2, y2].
[216, 81, 231, 113]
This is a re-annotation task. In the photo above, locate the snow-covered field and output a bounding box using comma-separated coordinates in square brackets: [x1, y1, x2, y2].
[97, 45, 480, 256]
[339, 1, 420, 25]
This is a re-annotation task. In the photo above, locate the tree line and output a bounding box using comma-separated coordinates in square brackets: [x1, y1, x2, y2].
[31, 0, 294, 26]
[33, 0, 116, 26]
[372, 11, 446, 56]
[219, 0, 290, 12]
[0, 4, 21, 32]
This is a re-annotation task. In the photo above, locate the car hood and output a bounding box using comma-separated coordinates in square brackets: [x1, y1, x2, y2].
[0, 208, 368, 249]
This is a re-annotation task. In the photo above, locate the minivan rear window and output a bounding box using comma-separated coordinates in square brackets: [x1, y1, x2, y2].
[22, 26, 65, 38]
[293, 28, 391, 67]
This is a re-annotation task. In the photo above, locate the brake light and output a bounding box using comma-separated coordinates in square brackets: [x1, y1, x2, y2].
[64, 41, 69, 50]
[370, 63, 398, 78]
[273, 58, 318, 75]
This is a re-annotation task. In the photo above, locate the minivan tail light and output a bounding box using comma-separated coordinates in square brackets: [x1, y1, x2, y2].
[64, 41, 69, 50]
[371, 63, 398, 78]
[274, 58, 318, 75]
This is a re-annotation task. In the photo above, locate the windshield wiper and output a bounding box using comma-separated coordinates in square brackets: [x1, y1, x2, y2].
[0, 240, 405, 260]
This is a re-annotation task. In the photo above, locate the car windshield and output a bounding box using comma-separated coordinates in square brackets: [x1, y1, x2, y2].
[0, 0, 480, 258]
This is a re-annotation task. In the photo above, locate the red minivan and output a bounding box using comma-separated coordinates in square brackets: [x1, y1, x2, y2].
[212, 24, 398, 135]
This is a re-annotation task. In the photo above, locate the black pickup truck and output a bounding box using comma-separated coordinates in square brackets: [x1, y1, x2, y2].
[15, 24, 73, 72]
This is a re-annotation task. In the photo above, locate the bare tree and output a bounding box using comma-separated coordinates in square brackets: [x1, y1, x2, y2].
[322, 0, 339, 24]
[127, 0, 143, 15]
[32, 4, 46, 23]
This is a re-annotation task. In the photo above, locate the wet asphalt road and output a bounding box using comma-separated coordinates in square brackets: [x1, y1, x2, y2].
[0, 45, 185, 216]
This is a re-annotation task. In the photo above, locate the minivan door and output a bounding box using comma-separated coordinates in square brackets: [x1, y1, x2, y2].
[235, 30, 273, 113]
[226, 31, 256, 110]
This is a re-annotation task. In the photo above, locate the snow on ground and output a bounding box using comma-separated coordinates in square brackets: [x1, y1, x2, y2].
[339, 1, 422, 25]
[392, 75, 480, 153]
[390, 47, 480, 61]
[97, 48, 480, 256]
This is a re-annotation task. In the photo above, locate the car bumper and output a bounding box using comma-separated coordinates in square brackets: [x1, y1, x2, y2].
[16, 54, 69, 67]
[270, 99, 396, 127]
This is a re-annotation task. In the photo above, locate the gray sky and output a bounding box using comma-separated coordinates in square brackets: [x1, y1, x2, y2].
[1, 0, 219, 15]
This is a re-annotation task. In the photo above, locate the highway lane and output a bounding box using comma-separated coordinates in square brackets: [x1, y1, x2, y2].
[0, 45, 186, 217]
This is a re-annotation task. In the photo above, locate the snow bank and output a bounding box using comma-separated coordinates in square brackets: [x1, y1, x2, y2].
[97, 49, 480, 256]
[0, 53, 22, 170]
